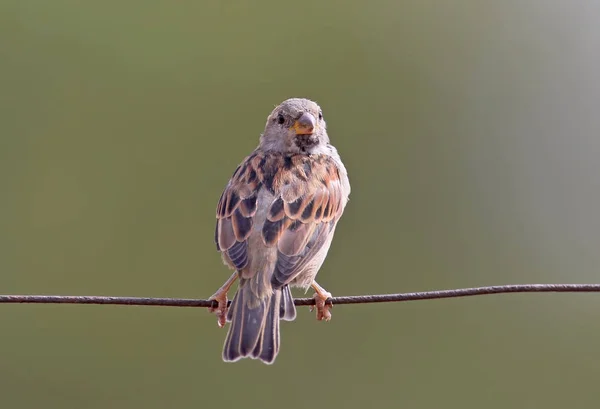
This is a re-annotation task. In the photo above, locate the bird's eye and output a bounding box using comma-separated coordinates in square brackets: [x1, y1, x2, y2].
[318, 111, 323, 120]
[277, 114, 285, 124]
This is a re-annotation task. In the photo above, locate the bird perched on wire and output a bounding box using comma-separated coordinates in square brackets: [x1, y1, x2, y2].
[210, 98, 351, 364]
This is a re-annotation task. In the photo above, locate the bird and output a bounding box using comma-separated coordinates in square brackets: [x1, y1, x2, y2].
[209, 98, 351, 364]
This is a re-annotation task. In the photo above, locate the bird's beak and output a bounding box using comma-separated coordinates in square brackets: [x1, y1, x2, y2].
[292, 112, 316, 135]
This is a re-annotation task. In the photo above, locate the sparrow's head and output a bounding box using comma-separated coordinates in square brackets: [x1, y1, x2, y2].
[260, 98, 330, 154]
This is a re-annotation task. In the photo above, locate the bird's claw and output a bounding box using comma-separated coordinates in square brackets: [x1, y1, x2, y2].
[208, 291, 228, 328]
[311, 290, 332, 321]
[208, 272, 238, 328]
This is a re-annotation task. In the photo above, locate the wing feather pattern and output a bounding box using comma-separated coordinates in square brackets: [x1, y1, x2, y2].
[215, 151, 347, 288]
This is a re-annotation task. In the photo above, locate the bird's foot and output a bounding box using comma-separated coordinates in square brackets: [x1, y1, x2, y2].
[208, 290, 228, 328]
[208, 272, 238, 328]
[310, 282, 332, 321]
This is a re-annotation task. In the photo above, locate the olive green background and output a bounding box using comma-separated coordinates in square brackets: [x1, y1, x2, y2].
[2, 1, 600, 408]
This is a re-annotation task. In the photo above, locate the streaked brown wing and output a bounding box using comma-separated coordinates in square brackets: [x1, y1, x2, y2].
[215, 155, 261, 270]
[215, 151, 346, 284]
[262, 154, 346, 288]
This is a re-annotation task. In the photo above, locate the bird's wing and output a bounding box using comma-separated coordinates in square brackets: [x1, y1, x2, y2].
[215, 151, 348, 286]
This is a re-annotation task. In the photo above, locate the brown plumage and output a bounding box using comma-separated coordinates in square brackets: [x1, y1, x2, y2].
[210, 98, 350, 364]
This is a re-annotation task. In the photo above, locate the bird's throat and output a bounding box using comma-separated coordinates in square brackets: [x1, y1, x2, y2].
[294, 135, 319, 152]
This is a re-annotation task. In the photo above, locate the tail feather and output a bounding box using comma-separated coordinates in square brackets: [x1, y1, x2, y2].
[222, 286, 254, 361]
[222, 282, 266, 361]
[280, 285, 296, 321]
[251, 291, 280, 363]
[223, 281, 292, 364]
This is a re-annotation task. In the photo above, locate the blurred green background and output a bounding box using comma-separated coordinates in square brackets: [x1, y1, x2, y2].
[2, 0, 600, 407]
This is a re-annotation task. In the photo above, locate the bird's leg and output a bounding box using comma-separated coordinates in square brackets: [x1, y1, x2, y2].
[208, 272, 238, 328]
[310, 281, 333, 321]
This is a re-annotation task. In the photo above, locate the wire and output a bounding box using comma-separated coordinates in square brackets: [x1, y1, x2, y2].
[1, 284, 599, 308]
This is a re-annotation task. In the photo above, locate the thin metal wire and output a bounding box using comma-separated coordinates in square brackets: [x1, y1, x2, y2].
[1, 284, 599, 308]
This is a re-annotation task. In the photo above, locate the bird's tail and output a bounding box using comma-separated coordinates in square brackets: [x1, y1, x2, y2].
[223, 281, 296, 364]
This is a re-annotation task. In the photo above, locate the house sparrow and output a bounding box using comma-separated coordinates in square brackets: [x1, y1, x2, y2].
[210, 98, 351, 364]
